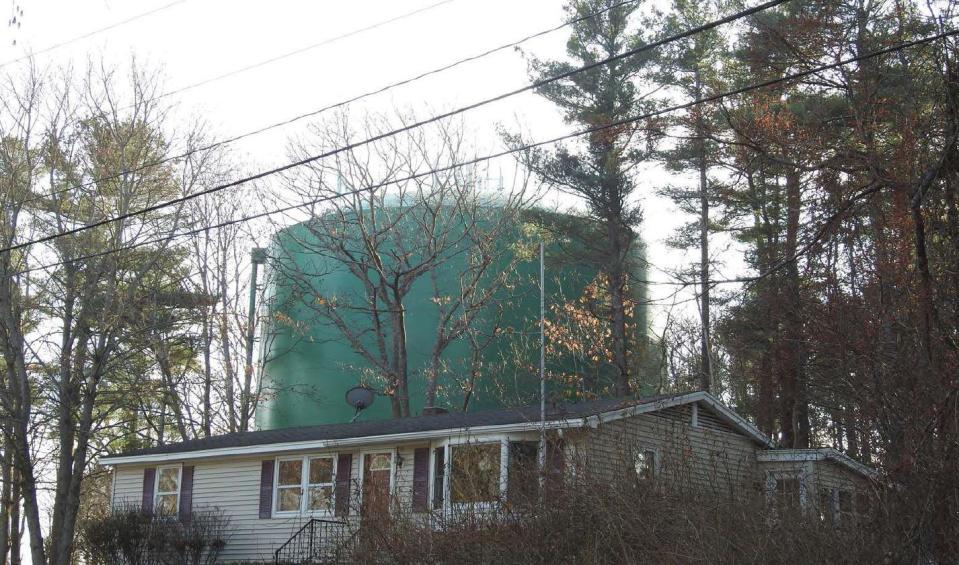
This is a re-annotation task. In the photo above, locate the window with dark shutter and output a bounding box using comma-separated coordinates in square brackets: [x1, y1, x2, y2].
[179, 466, 195, 523]
[412, 448, 430, 512]
[258, 460, 274, 519]
[142, 468, 156, 514]
[334, 453, 352, 517]
[432, 447, 445, 510]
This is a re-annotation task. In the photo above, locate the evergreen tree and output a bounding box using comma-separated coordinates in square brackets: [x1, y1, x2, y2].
[518, 0, 659, 396]
[657, 0, 728, 393]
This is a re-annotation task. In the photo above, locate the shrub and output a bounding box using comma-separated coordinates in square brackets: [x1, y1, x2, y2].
[348, 477, 887, 565]
[79, 503, 230, 565]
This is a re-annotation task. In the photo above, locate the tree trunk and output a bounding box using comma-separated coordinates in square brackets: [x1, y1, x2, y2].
[694, 69, 712, 393]
[392, 294, 411, 418]
[0, 303, 47, 565]
[424, 350, 441, 410]
[780, 171, 809, 448]
[8, 471, 19, 565]
[11, 430, 43, 565]
[606, 217, 632, 397]
[202, 316, 213, 437]
[0, 440, 10, 565]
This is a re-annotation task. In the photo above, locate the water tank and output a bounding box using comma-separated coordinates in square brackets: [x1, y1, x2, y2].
[256, 207, 649, 429]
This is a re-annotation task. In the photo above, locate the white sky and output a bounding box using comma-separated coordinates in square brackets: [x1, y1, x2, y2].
[1, 1, 756, 557]
[1, 0, 746, 333]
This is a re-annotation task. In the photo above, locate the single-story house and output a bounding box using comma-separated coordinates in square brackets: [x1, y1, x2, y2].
[101, 391, 876, 563]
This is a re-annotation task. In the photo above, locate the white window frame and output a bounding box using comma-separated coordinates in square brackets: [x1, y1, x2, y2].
[357, 448, 397, 512]
[154, 464, 182, 517]
[633, 447, 660, 480]
[436, 433, 538, 512]
[272, 453, 338, 517]
[765, 469, 807, 508]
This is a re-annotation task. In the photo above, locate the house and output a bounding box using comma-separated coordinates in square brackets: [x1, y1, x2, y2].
[101, 391, 876, 563]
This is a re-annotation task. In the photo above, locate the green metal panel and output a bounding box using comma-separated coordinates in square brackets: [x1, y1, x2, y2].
[256, 208, 649, 429]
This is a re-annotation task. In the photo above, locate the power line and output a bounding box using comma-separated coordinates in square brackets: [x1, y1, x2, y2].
[145, 0, 459, 104]
[21, 0, 639, 207]
[8, 27, 954, 278]
[1, 0, 791, 256]
[0, 0, 188, 68]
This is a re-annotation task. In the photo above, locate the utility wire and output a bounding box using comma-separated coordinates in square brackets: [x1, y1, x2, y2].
[1, 0, 791, 256]
[21, 0, 639, 207]
[0, 0, 188, 68]
[7, 28, 954, 279]
[145, 0, 459, 104]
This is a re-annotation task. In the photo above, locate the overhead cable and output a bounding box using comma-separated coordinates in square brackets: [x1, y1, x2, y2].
[1, 0, 791, 255]
[8, 27, 953, 278]
[20, 0, 638, 206]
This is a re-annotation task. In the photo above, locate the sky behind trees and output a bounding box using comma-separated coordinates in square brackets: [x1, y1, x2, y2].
[0, 0, 725, 333]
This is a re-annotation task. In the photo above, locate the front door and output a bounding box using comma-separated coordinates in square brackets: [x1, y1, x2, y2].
[362, 452, 393, 519]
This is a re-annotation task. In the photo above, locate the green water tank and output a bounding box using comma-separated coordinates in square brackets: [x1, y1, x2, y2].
[256, 207, 649, 429]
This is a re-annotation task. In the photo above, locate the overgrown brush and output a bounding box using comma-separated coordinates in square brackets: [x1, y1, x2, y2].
[350, 478, 888, 564]
[78, 503, 230, 565]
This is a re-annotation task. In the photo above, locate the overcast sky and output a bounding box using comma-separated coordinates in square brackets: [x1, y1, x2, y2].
[0, 0, 749, 333]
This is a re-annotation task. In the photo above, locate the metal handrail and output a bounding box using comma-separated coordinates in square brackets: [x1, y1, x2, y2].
[273, 518, 348, 564]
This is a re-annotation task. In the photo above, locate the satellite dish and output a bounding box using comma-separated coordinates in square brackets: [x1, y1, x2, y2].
[345, 386, 375, 412]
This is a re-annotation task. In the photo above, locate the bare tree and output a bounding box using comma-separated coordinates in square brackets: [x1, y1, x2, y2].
[186, 185, 268, 435]
[277, 111, 535, 417]
[0, 60, 216, 564]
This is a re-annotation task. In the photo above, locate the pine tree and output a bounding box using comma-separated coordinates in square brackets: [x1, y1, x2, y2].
[658, 0, 729, 393]
[519, 0, 659, 396]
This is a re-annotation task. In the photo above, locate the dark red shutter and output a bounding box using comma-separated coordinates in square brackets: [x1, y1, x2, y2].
[432, 447, 445, 510]
[412, 448, 430, 512]
[178, 466, 194, 522]
[258, 460, 274, 519]
[335, 454, 353, 517]
[142, 468, 156, 513]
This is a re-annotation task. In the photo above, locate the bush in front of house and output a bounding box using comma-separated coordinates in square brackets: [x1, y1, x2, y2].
[349, 474, 886, 564]
[79, 503, 229, 565]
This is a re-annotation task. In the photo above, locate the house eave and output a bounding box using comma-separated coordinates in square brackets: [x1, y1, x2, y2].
[101, 391, 775, 467]
[756, 448, 878, 479]
[586, 391, 775, 448]
[99, 419, 580, 466]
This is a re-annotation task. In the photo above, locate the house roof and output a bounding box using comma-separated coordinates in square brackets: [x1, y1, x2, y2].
[100, 391, 773, 465]
[756, 448, 878, 479]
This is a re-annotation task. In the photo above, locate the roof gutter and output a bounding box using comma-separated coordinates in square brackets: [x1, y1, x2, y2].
[100, 419, 582, 466]
[756, 448, 878, 479]
[585, 391, 775, 448]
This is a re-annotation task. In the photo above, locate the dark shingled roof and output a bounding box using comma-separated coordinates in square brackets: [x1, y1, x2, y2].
[111, 394, 679, 459]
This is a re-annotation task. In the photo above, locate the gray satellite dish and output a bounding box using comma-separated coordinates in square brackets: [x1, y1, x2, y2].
[345, 386, 375, 421]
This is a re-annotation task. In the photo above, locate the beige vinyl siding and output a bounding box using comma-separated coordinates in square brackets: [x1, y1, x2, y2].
[578, 402, 761, 496]
[759, 457, 870, 511]
[112, 443, 426, 562]
[107, 403, 874, 561]
[112, 465, 146, 508]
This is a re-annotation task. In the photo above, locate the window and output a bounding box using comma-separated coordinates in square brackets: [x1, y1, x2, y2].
[276, 459, 303, 512]
[634, 449, 656, 480]
[771, 473, 802, 511]
[274, 455, 336, 515]
[507, 441, 539, 506]
[817, 488, 835, 522]
[307, 457, 335, 512]
[837, 489, 853, 517]
[432, 447, 445, 510]
[155, 466, 181, 517]
[450, 443, 501, 505]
